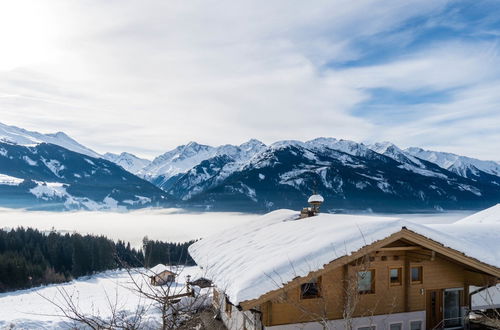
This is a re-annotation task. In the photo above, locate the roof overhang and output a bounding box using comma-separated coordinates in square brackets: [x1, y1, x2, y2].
[239, 228, 500, 310]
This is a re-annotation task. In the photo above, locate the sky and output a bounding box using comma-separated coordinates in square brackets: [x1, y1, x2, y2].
[0, 0, 499, 160]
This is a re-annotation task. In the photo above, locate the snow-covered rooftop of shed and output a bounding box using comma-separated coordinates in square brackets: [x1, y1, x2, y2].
[148, 264, 176, 276]
[308, 194, 324, 203]
[188, 209, 500, 305]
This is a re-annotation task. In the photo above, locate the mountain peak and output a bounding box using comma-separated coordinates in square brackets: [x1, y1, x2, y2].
[370, 141, 404, 156]
[185, 141, 201, 147]
[103, 151, 151, 173]
[270, 140, 306, 150]
[181, 141, 211, 153]
[240, 139, 265, 148]
[0, 122, 100, 158]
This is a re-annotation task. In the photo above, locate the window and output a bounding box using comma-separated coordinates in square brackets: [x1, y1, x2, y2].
[357, 327, 375, 330]
[300, 277, 321, 299]
[389, 323, 402, 330]
[389, 324, 402, 330]
[444, 289, 463, 327]
[390, 268, 402, 286]
[410, 320, 422, 330]
[357, 270, 375, 294]
[411, 266, 423, 283]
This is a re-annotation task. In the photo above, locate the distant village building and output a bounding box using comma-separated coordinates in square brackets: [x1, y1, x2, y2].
[189, 199, 500, 330]
[149, 264, 176, 286]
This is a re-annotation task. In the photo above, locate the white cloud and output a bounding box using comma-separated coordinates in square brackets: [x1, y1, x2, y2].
[0, 0, 498, 161]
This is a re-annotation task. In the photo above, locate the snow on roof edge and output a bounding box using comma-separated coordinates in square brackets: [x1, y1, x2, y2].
[189, 209, 500, 305]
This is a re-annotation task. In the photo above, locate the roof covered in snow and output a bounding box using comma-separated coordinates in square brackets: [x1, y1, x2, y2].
[148, 264, 176, 276]
[456, 204, 500, 224]
[188, 208, 500, 306]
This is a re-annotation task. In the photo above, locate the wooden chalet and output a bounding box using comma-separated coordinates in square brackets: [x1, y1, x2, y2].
[189, 200, 500, 330]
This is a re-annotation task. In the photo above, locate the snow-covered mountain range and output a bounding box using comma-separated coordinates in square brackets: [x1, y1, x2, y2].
[406, 147, 500, 178]
[101, 136, 499, 212]
[0, 124, 171, 210]
[0, 121, 499, 211]
[0, 122, 100, 158]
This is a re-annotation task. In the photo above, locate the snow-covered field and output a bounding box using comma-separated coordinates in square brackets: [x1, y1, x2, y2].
[0, 266, 203, 329]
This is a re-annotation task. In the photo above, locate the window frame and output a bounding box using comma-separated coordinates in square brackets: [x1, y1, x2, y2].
[389, 323, 402, 330]
[357, 269, 375, 294]
[357, 326, 376, 330]
[300, 276, 322, 299]
[409, 320, 423, 330]
[411, 266, 423, 284]
[389, 267, 402, 286]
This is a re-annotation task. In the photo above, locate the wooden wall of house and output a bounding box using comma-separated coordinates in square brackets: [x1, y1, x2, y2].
[258, 250, 492, 327]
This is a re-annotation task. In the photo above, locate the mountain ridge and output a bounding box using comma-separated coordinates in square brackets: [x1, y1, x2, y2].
[1, 121, 499, 212]
[0, 141, 172, 210]
[0, 122, 100, 158]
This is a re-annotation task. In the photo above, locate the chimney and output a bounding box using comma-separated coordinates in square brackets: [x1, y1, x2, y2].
[300, 193, 324, 218]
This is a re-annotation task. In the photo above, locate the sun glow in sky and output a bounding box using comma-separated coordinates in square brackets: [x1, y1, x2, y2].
[0, 0, 499, 160]
[0, 1, 60, 71]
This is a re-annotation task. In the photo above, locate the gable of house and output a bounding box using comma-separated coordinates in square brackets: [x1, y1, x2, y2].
[241, 229, 499, 327]
[189, 210, 500, 311]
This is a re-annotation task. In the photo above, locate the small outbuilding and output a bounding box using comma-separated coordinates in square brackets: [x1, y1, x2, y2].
[149, 264, 176, 286]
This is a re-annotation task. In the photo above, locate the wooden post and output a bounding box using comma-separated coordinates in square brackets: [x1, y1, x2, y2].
[404, 252, 410, 312]
[262, 301, 272, 326]
[342, 263, 348, 313]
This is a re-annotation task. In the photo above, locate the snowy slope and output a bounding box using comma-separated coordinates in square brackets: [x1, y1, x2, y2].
[0, 173, 24, 186]
[0, 122, 100, 158]
[369, 142, 451, 179]
[371, 142, 426, 166]
[406, 147, 500, 178]
[0, 142, 171, 210]
[140, 140, 265, 182]
[140, 142, 218, 179]
[307, 137, 373, 157]
[0, 266, 202, 329]
[455, 203, 500, 224]
[104, 152, 151, 174]
[189, 210, 500, 305]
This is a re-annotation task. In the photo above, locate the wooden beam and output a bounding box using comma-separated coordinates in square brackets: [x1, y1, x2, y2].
[378, 246, 422, 251]
[404, 252, 410, 312]
[342, 264, 348, 317]
[400, 229, 500, 277]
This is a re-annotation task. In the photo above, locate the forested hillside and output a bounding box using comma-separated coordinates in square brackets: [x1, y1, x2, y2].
[142, 237, 196, 267]
[0, 228, 194, 292]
